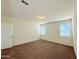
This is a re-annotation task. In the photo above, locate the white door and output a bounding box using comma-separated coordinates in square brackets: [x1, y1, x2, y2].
[1, 23, 13, 49]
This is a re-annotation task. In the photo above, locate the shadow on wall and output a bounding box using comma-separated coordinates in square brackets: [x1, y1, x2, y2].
[1, 0, 12, 16]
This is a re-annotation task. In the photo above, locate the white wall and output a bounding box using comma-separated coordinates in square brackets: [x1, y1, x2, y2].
[1, 23, 13, 49]
[12, 17, 40, 46]
[41, 19, 73, 46]
[72, 0, 77, 55]
[1, 16, 40, 47]
[1, 16, 13, 49]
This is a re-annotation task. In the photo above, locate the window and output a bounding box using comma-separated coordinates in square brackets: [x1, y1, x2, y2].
[40, 24, 46, 35]
[60, 23, 72, 37]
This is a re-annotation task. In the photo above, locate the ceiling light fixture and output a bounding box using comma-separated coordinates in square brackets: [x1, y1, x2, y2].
[37, 16, 45, 20]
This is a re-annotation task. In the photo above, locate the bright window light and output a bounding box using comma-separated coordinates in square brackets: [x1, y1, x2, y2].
[60, 23, 72, 37]
[40, 24, 46, 35]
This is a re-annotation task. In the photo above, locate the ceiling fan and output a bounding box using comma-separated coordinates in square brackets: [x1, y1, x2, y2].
[22, 0, 28, 5]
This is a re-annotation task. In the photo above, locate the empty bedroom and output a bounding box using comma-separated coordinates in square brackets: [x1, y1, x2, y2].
[1, 0, 77, 59]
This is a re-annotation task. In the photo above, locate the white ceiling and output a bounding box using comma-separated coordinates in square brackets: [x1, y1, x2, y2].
[1, 0, 74, 22]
